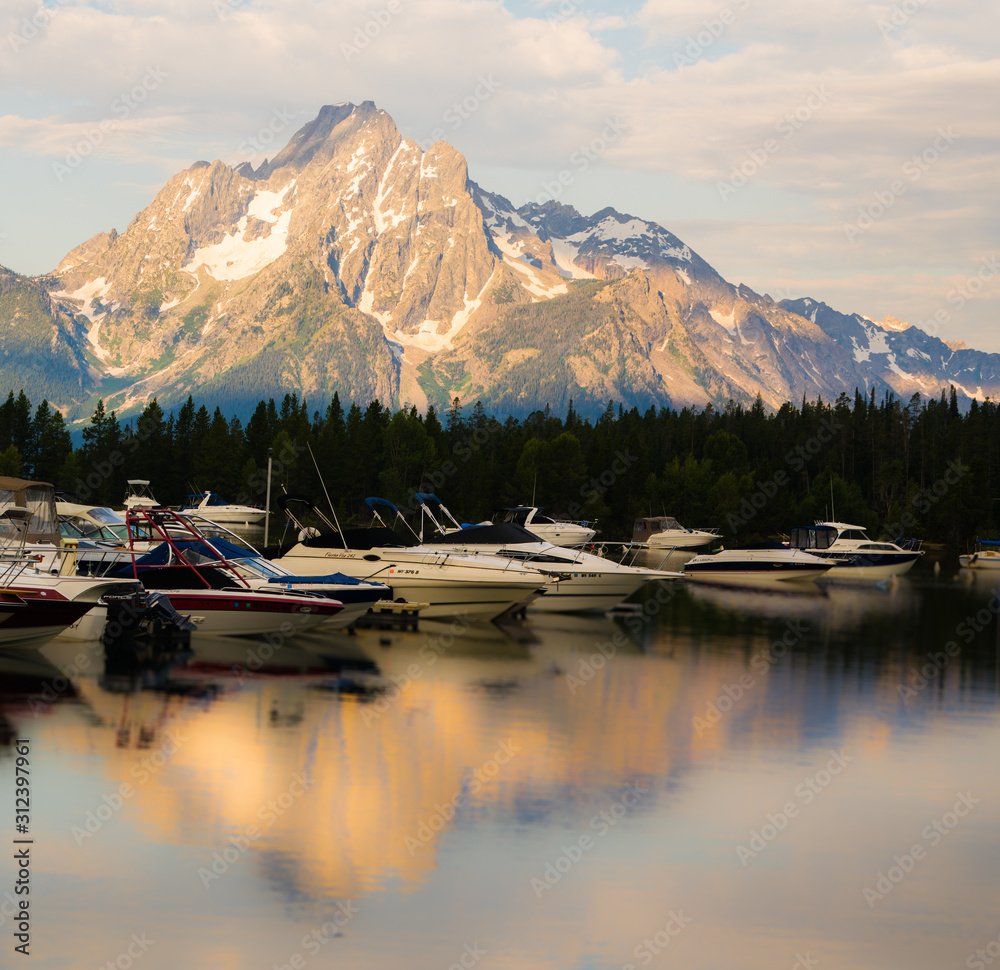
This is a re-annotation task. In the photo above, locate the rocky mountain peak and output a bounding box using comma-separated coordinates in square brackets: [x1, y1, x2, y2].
[10, 100, 997, 422]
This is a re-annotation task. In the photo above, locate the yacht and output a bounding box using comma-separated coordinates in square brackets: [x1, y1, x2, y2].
[414, 494, 676, 613]
[683, 545, 834, 586]
[273, 496, 556, 622]
[179, 491, 269, 526]
[788, 522, 923, 579]
[959, 540, 1000, 570]
[633, 516, 719, 550]
[494, 507, 596, 547]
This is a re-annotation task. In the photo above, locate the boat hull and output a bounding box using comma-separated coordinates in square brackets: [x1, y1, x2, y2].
[683, 566, 831, 586]
[163, 592, 341, 636]
[959, 551, 1000, 570]
[645, 531, 718, 550]
[276, 546, 547, 621]
[818, 553, 921, 579]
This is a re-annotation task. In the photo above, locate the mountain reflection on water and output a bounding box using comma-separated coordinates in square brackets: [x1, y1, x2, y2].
[2, 570, 999, 970]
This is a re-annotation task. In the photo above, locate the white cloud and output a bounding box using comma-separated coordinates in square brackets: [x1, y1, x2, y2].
[0, 0, 997, 354]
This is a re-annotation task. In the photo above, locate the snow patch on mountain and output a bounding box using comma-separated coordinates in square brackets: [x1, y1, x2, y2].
[185, 181, 296, 281]
[710, 308, 736, 331]
[549, 238, 596, 280]
[50, 277, 110, 322]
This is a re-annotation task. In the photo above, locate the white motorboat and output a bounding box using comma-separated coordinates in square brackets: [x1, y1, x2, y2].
[57, 502, 130, 542]
[683, 545, 835, 586]
[179, 491, 269, 526]
[494, 507, 596, 547]
[273, 496, 556, 622]
[122, 479, 160, 511]
[959, 540, 1000, 570]
[414, 494, 676, 613]
[633, 515, 719, 550]
[788, 522, 923, 579]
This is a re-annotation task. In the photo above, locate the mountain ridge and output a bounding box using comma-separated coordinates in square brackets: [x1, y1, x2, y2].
[2, 100, 997, 421]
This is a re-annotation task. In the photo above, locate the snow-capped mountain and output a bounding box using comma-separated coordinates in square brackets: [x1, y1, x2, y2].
[8, 101, 999, 419]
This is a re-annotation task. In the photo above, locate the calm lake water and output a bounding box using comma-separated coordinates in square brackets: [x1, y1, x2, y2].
[2, 560, 1000, 970]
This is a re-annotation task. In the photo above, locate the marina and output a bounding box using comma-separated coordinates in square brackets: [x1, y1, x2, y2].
[2, 563, 998, 970]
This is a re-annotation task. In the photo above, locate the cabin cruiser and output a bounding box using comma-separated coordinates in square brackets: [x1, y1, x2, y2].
[179, 491, 268, 526]
[494, 507, 596, 547]
[272, 495, 558, 621]
[683, 545, 834, 587]
[959, 540, 1000, 570]
[632, 516, 719, 550]
[414, 494, 675, 613]
[788, 522, 923, 579]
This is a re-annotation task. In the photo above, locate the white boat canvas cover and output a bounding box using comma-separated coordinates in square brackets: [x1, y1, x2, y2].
[0, 477, 60, 545]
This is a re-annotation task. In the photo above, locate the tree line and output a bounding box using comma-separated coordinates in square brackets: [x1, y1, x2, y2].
[0, 386, 996, 547]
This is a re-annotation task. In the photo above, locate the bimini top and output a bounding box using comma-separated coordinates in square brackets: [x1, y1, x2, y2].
[0, 477, 59, 546]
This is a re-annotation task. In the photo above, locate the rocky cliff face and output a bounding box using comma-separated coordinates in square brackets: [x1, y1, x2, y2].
[7, 100, 997, 419]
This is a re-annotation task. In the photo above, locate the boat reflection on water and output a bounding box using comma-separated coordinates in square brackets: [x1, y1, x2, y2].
[5, 584, 1000, 970]
[685, 575, 918, 630]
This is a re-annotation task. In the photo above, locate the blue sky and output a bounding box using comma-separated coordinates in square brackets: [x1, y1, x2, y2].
[1, 0, 998, 349]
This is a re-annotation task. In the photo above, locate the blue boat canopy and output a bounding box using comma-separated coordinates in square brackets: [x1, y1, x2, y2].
[788, 526, 837, 551]
[364, 496, 399, 513]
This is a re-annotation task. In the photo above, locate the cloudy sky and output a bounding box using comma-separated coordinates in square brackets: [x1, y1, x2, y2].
[2, 0, 998, 348]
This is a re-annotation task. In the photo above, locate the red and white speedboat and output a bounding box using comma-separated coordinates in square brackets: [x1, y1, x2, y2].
[115, 507, 343, 636]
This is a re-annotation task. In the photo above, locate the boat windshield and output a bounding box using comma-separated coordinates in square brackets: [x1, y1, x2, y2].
[88, 507, 127, 527]
[228, 556, 288, 579]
